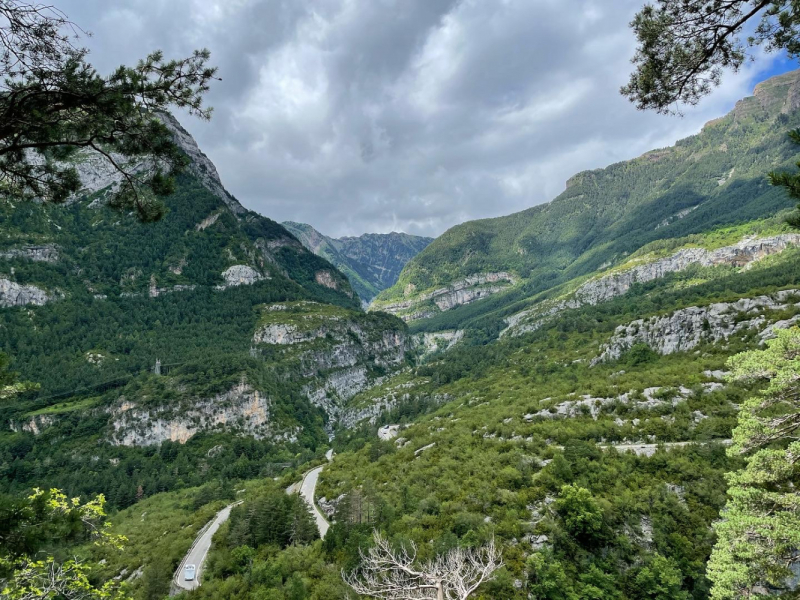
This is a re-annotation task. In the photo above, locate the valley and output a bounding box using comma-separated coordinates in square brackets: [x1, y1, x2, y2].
[3, 62, 800, 600]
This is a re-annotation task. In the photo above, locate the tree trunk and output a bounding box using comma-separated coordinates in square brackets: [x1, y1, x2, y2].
[436, 581, 444, 600]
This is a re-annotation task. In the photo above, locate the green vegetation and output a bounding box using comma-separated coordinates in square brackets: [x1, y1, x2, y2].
[0, 1, 216, 220]
[376, 71, 800, 335]
[283, 222, 432, 303]
[708, 328, 800, 598]
[0, 488, 128, 600]
[4, 59, 800, 600]
[622, 0, 800, 113]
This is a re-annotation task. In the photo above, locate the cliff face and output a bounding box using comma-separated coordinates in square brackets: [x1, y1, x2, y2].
[372, 272, 517, 322]
[594, 290, 800, 364]
[252, 301, 410, 425]
[505, 234, 800, 336]
[574, 234, 800, 306]
[0, 278, 53, 307]
[108, 381, 285, 446]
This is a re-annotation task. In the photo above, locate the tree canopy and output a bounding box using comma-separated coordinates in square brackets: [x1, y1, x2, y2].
[707, 328, 800, 598]
[0, 0, 217, 220]
[623, 1, 800, 113]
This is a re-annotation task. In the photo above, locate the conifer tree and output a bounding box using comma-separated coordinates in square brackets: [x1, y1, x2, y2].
[707, 328, 800, 598]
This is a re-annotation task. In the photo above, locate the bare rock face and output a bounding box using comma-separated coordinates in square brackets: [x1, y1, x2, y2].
[158, 113, 246, 215]
[594, 289, 800, 363]
[576, 234, 800, 306]
[377, 272, 517, 321]
[218, 265, 264, 288]
[505, 234, 800, 336]
[414, 330, 464, 358]
[254, 322, 329, 345]
[109, 381, 288, 446]
[195, 212, 221, 231]
[252, 302, 411, 425]
[315, 270, 339, 290]
[0, 244, 59, 262]
[10, 414, 56, 435]
[0, 278, 52, 307]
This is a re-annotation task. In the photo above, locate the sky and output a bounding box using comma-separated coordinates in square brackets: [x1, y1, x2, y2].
[58, 0, 798, 238]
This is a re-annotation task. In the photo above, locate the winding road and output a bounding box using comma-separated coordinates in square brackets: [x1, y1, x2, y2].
[299, 465, 330, 538]
[173, 502, 240, 592]
[173, 450, 334, 592]
[172, 450, 333, 591]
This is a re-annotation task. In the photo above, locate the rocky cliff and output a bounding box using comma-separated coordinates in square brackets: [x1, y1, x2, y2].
[372, 272, 517, 322]
[252, 301, 410, 425]
[505, 234, 800, 336]
[0, 278, 54, 307]
[594, 289, 800, 364]
[108, 380, 286, 446]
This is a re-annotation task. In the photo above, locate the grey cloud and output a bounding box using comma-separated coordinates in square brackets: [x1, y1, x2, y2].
[58, 0, 786, 237]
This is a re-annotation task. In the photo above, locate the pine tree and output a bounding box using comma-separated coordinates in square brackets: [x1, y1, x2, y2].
[707, 328, 800, 598]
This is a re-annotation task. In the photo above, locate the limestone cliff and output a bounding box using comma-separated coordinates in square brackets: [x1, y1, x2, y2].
[253, 301, 410, 424]
[0, 278, 53, 307]
[108, 380, 290, 446]
[505, 234, 800, 337]
[594, 289, 800, 364]
[372, 272, 517, 322]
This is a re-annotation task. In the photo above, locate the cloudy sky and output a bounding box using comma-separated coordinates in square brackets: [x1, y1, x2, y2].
[60, 0, 796, 238]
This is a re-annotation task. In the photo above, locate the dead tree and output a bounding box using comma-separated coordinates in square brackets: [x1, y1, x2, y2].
[342, 531, 502, 600]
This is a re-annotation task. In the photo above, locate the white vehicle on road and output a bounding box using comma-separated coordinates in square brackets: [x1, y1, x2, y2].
[184, 564, 196, 581]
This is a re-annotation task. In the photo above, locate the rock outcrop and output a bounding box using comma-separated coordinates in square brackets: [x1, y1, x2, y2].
[0, 244, 59, 263]
[10, 414, 56, 435]
[376, 272, 517, 321]
[253, 302, 410, 424]
[315, 270, 339, 290]
[218, 265, 265, 288]
[576, 234, 800, 305]
[505, 234, 800, 336]
[414, 330, 464, 359]
[109, 381, 288, 446]
[0, 278, 52, 307]
[594, 289, 800, 363]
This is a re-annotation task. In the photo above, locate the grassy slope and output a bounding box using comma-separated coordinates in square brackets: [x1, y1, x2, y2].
[374, 70, 800, 334]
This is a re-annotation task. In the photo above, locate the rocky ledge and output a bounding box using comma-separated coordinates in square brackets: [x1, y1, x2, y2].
[594, 289, 800, 364]
[109, 380, 291, 446]
[252, 302, 411, 424]
[376, 272, 517, 321]
[0, 278, 53, 307]
[0, 244, 59, 263]
[505, 234, 800, 336]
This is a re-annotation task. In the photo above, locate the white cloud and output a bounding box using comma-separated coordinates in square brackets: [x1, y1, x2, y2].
[58, 0, 791, 237]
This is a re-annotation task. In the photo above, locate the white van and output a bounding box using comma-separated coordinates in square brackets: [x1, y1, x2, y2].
[184, 564, 196, 581]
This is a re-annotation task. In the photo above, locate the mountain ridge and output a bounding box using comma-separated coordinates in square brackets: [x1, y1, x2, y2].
[282, 221, 432, 303]
[372, 68, 800, 335]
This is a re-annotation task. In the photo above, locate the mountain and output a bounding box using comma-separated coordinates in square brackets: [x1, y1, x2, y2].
[9, 70, 800, 600]
[373, 69, 800, 337]
[0, 114, 411, 503]
[282, 221, 433, 303]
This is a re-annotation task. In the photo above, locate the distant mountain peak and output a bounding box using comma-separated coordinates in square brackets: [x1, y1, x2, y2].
[282, 222, 433, 303]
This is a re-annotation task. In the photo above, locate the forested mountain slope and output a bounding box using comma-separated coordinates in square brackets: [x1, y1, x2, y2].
[373, 69, 800, 336]
[0, 115, 412, 506]
[282, 221, 432, 303]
